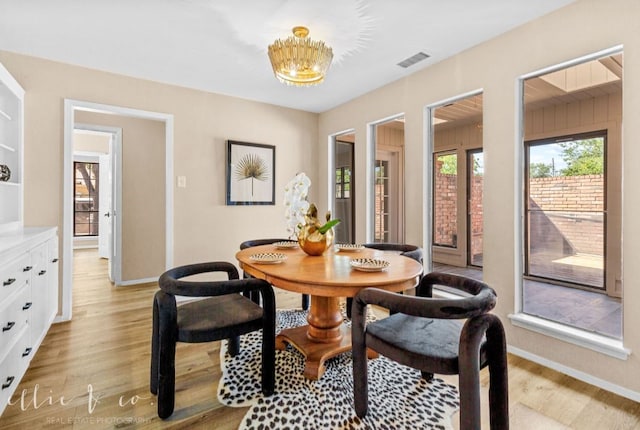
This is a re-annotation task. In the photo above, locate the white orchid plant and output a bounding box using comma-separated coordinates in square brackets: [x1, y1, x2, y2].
[284, 172, 340, 239]
[284, 172, 312, 238]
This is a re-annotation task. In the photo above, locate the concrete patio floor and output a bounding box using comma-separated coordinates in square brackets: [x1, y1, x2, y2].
[432, 263, 622, 339]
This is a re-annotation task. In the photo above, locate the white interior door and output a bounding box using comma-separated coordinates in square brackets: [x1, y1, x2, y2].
[98, 153, 112, 261]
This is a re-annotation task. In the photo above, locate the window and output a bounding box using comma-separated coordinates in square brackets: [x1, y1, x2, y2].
[335, 166, 351, 199]
[433, 152, 457, 247]
[518, 49, 622, 341]
[74, 161, 99, 236]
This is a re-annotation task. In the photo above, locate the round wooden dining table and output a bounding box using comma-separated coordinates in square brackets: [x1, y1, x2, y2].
[236, 244, 423, 380]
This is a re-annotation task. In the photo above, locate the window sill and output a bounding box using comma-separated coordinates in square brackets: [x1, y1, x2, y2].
[508, 312, 630, 360]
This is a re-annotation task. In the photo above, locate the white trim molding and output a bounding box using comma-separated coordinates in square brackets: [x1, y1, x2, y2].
[118, 277, 158, 287]
[509, 312, 630, 360]
[508, 344, 640, 403]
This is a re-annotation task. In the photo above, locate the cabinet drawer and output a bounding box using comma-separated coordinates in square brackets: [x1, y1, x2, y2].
[0, 252, 30, 304]
[0, 329, 32, 411]
[0, 285, 31, 353]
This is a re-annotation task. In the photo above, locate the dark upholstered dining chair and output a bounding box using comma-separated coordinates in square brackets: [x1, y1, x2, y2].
[240, 238, 310, 310]
[150, 262, 275, 419]
[344, 243, 423, 318]
[352, 272, 509, 429]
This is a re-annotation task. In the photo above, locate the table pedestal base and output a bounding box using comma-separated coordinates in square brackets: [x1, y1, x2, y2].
[276, 324, 378, 380]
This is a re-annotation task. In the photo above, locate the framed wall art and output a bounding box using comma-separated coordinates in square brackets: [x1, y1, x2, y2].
[226, 140, 275, 205]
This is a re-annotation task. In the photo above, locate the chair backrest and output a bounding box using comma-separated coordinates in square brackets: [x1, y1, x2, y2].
[158, 261, 239, 297]
[363, 243, 423, 266]
[240, 238, 290, 250]
[415, 271, 496, 319]
[362, 243, 418, 253]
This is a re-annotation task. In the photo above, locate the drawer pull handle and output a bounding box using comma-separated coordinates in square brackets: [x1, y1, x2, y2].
[51, 258, 59, 263]
[2, 376, 15, 390]
[22, 347, 32, 357]
[38, 270, 47, 276]
[2, 321, 15, 332]
[23, 266, 33, 272]
[23, 302, 32, 310]
[3, 278, 16, 286]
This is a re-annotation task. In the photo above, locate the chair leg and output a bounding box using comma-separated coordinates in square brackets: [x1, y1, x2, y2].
[262, 298, 276, 396]
[150, 297, 160, 395]
[346, 297, 353, 319]
[459, 314, 505, 430]
[157, 345, 176, 418]
[421, 371, 434, 382]
[228, 336, 240, 357]
[301, 294, 310, 310]
[157, 318, 177, 419]
[352, 308, 368, 417]
[487, 317, 509, 430]
[458, 364, 481, 430]
[261, 315, 275, 396]
[488, 351, 509, 430]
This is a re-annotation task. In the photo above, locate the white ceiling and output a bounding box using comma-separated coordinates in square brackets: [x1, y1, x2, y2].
[0, 0, 575, 113]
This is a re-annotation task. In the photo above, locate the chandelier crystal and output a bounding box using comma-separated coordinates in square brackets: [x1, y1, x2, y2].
[268, 26, 333, 87]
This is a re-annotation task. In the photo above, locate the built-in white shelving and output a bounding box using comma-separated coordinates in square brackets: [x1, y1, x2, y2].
[0, 61, 24, 233]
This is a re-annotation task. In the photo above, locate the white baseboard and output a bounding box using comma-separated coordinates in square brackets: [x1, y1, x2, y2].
[508, 345, 640, 402]
[117, 277, 157, 287]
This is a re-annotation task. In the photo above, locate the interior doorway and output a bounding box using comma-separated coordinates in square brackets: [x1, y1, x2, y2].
[61, 99, 174, 322]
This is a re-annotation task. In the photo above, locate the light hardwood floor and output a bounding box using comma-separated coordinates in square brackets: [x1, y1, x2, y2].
[0, 249, 639, 429]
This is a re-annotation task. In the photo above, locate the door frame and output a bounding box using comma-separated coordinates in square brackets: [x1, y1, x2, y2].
[328, 130, 356, 244]
[467, 148, 484, 267]
[366, 113, 405, 243]
[424, 89, 483, 271]
[61, 99, 174, 322]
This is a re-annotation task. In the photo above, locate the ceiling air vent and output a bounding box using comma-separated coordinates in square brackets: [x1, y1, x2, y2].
[397, 52, 430, 68]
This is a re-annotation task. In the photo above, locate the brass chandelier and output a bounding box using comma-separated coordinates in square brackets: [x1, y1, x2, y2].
[267, 26, 333, 86]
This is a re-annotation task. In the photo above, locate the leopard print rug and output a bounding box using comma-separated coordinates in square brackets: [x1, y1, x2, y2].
[218, 309, 459, 429]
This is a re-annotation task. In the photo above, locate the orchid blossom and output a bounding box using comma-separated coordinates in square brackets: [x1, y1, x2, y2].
[284, 173, 311, 238]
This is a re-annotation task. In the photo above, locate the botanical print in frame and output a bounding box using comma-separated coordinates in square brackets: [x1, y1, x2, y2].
[226, 140, 275, 205]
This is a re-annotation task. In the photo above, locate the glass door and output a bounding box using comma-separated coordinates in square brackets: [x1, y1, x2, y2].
[525, 132, 606, 289]
[333, 138, 355, 243]
[372, 117, 404, 243]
